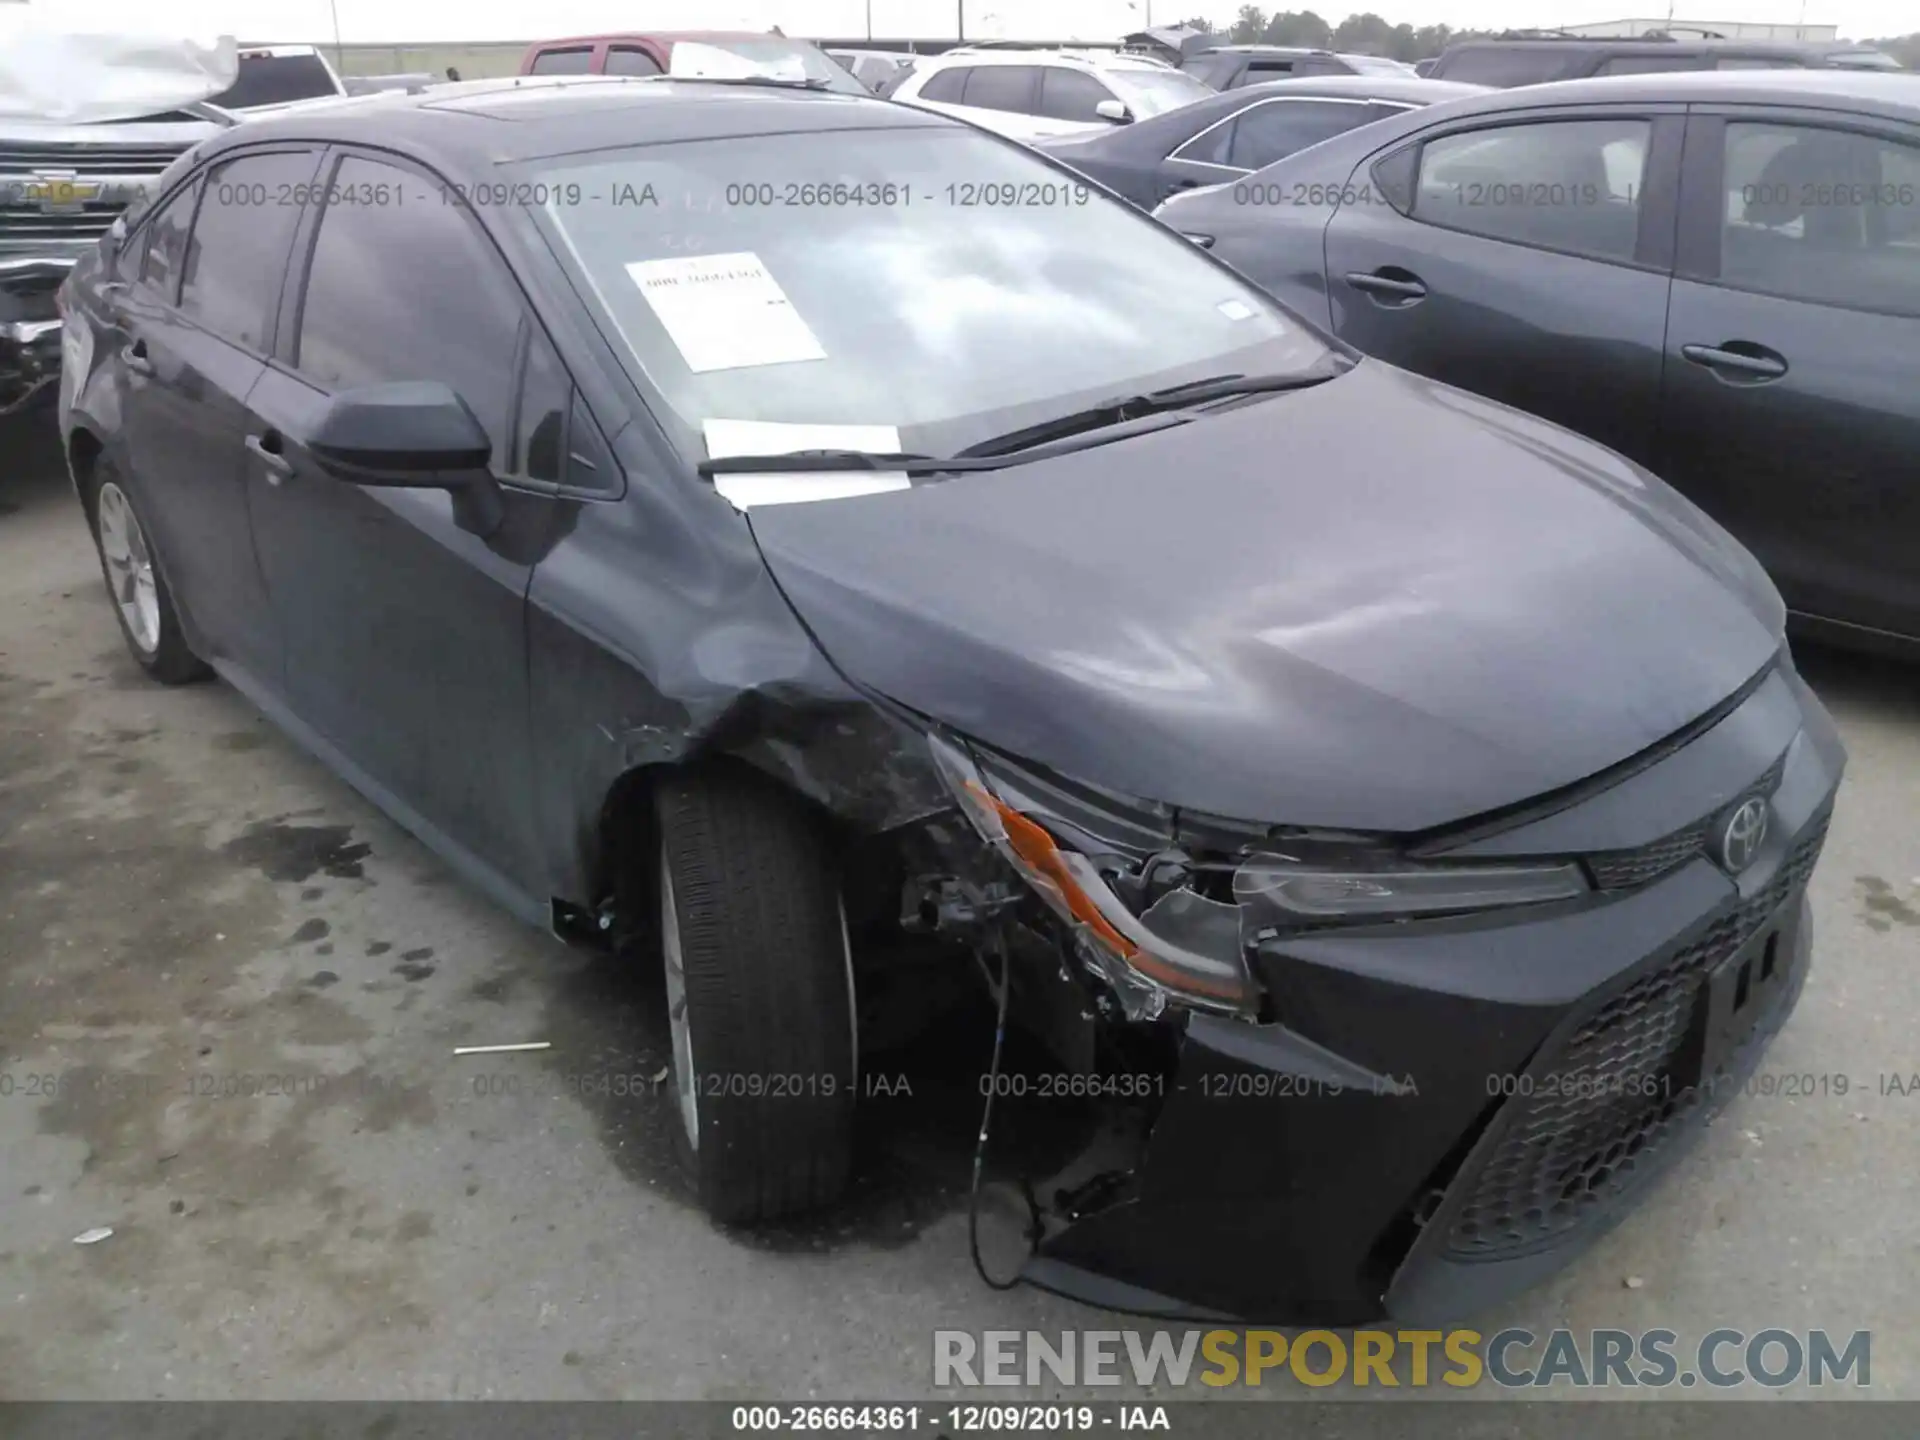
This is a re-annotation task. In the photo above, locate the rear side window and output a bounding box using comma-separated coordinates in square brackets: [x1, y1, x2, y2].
[961, 65, 1040, 113]
[1413, 118, 1651, 263]
[1716, 55, 1807, 69]
[916, 66, 969, 102]
[1435, 48, 1571, 86]
[1227, 99, 1374, 170]
[605, 46, 662, 76]
[137, 178, 199, 301]
[1596, 54, 1708, 75]
[1036, 67, 1114, 122]
[294, 156, 525, 466]
[178, 150, 318, 351]
[1717, 121, 1920, 316]
[530, 47, 594, 75]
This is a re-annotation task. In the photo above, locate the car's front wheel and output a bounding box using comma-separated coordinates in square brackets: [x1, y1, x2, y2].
[654, 768, 857, 1224]
[83, 459, 209, 685]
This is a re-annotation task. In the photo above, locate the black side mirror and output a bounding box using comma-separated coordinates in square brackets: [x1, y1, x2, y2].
[308, 382, 505, 535]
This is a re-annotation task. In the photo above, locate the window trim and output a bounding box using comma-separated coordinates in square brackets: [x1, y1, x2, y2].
[1171, 94, 1378, 175]
[1368, 107, 1685, 275]
[1675, 107, 1920, 318]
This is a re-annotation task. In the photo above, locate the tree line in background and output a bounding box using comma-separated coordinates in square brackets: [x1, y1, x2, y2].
[1174, 9, 1920, 65]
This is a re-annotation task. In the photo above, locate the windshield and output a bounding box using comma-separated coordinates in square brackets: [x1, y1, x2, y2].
[666, 38, 869, 95]
[206, 52, 340, 109]
[528, 125, 1326, 464]
[1106, 66, 1214, 116]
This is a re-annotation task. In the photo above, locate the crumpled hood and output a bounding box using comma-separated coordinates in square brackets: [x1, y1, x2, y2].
[749, 361, 1784, 833]
[0, 16, 236, 124]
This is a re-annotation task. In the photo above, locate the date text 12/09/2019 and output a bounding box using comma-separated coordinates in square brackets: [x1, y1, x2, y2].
[730, 1405, 1172, 1432]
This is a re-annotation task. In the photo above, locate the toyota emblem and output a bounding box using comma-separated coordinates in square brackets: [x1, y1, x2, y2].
[1717, 796, 1770, 874]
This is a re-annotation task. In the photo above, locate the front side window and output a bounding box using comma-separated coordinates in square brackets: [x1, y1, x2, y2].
[528, 125, 1325, 466]
[530, 48, 593, 75]
[1717, 121, 1920, 315]
[205, 51, 339, 109]
[294, 156, 524, 465]
[960, 65, 1041, 113]
[1036, 67, 1115, 123]
[1104, 67, 1214, 118]
[138, 178, 199, 301]
[605, 46, 663, 76]
[1413, 118, 1650, 263]
[178, 150, 317, 351]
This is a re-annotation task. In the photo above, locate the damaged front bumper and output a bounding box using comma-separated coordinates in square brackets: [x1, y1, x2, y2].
[0, 257, 71, 414]
[931, 661, 1845, 1323]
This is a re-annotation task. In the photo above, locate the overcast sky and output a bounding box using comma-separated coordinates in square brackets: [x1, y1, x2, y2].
[23, 0, 1910, 47]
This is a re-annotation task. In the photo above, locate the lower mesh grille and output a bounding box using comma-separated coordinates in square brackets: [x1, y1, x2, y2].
[1447, 811, 1830, 1258]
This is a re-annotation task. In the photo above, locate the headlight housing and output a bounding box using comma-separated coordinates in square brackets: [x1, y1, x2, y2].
[927, 733, 1591, 1021]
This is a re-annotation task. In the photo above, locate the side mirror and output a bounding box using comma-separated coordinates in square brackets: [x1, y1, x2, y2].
[1095, 98, 1132, 123]
[308, 382, 505, 535]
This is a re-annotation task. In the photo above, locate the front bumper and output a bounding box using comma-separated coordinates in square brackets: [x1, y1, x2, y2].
[1020, 660, 1846, 1323]
[0, 257, 73, 413]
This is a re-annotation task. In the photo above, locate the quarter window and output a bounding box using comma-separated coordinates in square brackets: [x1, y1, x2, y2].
[294, 156, 525, 466]
[916, 66, 969, 103]
[178, 150, 317, 351]
[1413, 118, 1650, 263]
[1717, 121, 1920, 316]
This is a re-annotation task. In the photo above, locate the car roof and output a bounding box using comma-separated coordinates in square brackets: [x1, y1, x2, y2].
[207, 75, 949, 168]
[527, 31, 790, 46]
[1192, 45, 1332, 57]
[1444, 36, 1840, 56]
[923, 47, 1172, 71]
[1447, 66, 1920, 114]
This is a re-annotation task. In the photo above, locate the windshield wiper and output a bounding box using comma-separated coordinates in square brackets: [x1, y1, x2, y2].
[700, 449, 987, 477]
[955, 362, 1350, 458]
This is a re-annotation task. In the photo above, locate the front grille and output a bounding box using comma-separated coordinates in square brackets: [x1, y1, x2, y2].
[1584, 748, 1790, 891]
[1447, 809, 1830, 1258]
[0, 144, 186, 175]
[0, 204, 119, 241]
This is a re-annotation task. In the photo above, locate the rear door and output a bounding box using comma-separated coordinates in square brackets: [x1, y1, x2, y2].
[1658, 107, 1920, 637]
[1321, 104, 1685, 468]
[115, 147, 319, 682]
[242, 149, 562, 898]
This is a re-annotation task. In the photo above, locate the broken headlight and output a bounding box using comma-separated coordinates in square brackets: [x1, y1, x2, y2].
[928, 732, 1258, 1018]
[928, 732, 1592, 1023]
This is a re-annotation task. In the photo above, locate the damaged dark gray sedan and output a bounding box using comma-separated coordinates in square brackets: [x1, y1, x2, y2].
[56, 77, 1845, 1323]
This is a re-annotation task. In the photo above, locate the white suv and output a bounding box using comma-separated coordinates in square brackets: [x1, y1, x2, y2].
[888, 48, 1213, 142]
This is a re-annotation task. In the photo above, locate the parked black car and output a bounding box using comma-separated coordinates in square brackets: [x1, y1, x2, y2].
[1183, 45, 1417, 88]
[58, 75, 1845, 1323]
[1037, 75, 1488, 210]
[1159, 69, 1920, 655]
[1428, 35, 1888, 87]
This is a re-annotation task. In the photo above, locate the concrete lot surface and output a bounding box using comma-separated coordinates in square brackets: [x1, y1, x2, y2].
[2, 411, 1917, 1401]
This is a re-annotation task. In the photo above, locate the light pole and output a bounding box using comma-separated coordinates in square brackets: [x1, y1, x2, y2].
[328, 0, 345, 71]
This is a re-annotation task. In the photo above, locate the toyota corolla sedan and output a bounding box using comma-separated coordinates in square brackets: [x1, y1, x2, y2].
[56, 75, 1845, 1323]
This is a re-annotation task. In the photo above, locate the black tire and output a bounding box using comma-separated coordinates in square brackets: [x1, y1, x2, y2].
[82, 456, 210, 686]
[654, 767, 856, 1224]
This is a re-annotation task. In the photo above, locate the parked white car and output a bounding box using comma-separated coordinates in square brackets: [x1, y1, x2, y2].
[888, 47, 1214, 142]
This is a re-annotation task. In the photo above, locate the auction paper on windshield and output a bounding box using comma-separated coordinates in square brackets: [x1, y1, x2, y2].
[626, 252, 826, 373]
[703, 420, 909, 509]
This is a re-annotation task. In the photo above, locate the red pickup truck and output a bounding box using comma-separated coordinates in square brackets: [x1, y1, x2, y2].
[518, 31, 869, 94]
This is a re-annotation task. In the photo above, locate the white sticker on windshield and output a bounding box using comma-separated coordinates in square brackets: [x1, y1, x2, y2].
[626, 252, 826, 373]
[703, 419, 910, 510]
[1217, 299, 1255, 321]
